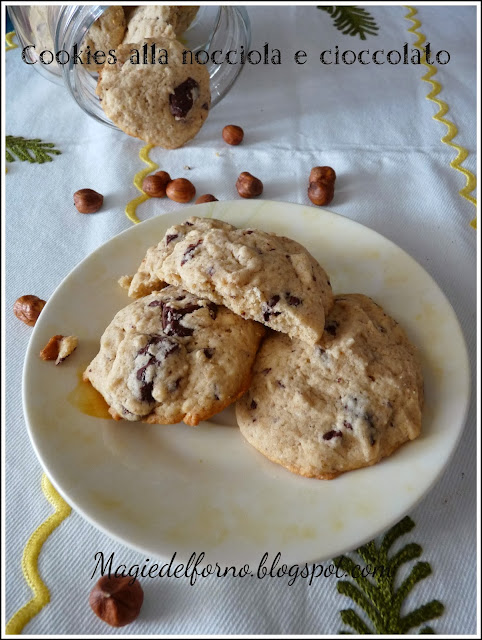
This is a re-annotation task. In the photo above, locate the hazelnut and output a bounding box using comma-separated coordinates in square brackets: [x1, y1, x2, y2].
[73, 189, 104, 214]
[166, 178, 196, 203]
[142, 171, 171, 198]
[308, 181, 334, 206]
[195, 194, 218, 204]
[89, 576, 144, 628]
[222, 124, 244, 146]
[39, 335, 63, 361]
[236, 172, 263, 199]
[309, 166, 336, 184]
[14, 295, 46, 326]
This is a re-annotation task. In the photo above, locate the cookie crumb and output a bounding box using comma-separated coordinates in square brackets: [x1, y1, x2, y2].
[118, 275, 133, 291]
[56, 335, 78, 365]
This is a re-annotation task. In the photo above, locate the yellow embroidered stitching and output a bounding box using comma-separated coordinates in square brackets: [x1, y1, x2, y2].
[6, 31, 18, 51]
[6, 474, 71, 635]
[5, 32, 18, 174]
[404, 6, 477, 229]
[125, 144, 159, 224]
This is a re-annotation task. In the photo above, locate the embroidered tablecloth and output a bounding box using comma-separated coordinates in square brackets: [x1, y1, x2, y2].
[5, 4, 477, 635]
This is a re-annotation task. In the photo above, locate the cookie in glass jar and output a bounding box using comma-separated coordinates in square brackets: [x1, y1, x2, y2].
[96, 36, 210, 148]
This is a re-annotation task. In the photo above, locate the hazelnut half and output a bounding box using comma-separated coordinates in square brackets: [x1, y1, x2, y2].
[89, 576, 144, 627]
[39, 335, 63, 361]
[195, 194, 218, 204]
[14, 295, 46, 326]
[222, 125, 244, 146]
[73, 189, 104, 214]
[236, 172, 263, 199]
[166, 178, 196, 203]
[142, 171, 171, 198]
[308, 181, 334, 206]
[309, 166, 336, 184]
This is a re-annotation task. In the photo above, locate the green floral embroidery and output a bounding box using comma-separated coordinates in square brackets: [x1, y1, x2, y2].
[334, 516, 444, 634]
[6, 136, 61, 164]
[318, 6, 379, 40]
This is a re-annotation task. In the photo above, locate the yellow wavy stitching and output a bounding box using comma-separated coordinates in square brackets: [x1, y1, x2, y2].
[6, 474, 71, 635]
[404, 6, 477, 229]
[6, 31, 18, 51]
[5, 32, 17, 172]
[125, 144, 159, 224]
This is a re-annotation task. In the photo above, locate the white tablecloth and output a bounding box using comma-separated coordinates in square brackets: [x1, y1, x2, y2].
[5, 4, 477, 635]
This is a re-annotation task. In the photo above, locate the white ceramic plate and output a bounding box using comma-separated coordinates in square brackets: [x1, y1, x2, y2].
[23, 201, 470, 566]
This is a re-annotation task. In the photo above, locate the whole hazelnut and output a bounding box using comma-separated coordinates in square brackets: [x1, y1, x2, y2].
[73, 189, 104, 214]
[89, 576, 144, 628]
[222, 125, 244, 146]
[195, 194, 218, 204]
[308, 181, 334, 206]
[236, 172, 263, 199]
[142, 171, 171, 198]
[166, 178, 196, 203]
[309, 166, 336, 184]
[13, 295, 46, 326]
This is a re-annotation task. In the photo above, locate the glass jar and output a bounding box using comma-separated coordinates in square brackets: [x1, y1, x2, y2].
[8, 5, 251, 129]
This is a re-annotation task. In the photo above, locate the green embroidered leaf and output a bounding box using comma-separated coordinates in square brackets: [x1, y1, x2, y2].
[6, 136, 61, 164]
[356, 540, 380, 567]
[380, 514, 414, 557]
[400, 601, 445, 635]
[393, 561, 432, 611]
[334, 517, 444, 634]
[340, 609, 371, 634]
[388, 542, 422, 574]
[318, 6, 379, 40]
[338, 580, 384, 630]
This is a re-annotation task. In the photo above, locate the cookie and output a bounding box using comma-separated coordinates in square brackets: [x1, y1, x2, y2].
[29, 6, 55, 54]
[96, 37, 210, 148]
[81, 6, 126, 71]
[123, 5, 199, 42]
[169, 6, 200, 34]
[127, 217, 334, 344]
[122, 6, 138, 22]
[84, 286, 265, 426]
[236, 294, 424, 479]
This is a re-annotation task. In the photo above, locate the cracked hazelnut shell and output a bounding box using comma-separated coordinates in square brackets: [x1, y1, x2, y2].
[195, 194, 218, 204]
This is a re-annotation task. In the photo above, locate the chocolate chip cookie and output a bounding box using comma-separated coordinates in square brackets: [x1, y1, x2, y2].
[84, 286, 265, 425]
[123, 5, 199, 42]
[236, 294, 424, 479]
[127, 217, 334, 344]
[96, 36, 210, 148]
[81, 6, 127, 71]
